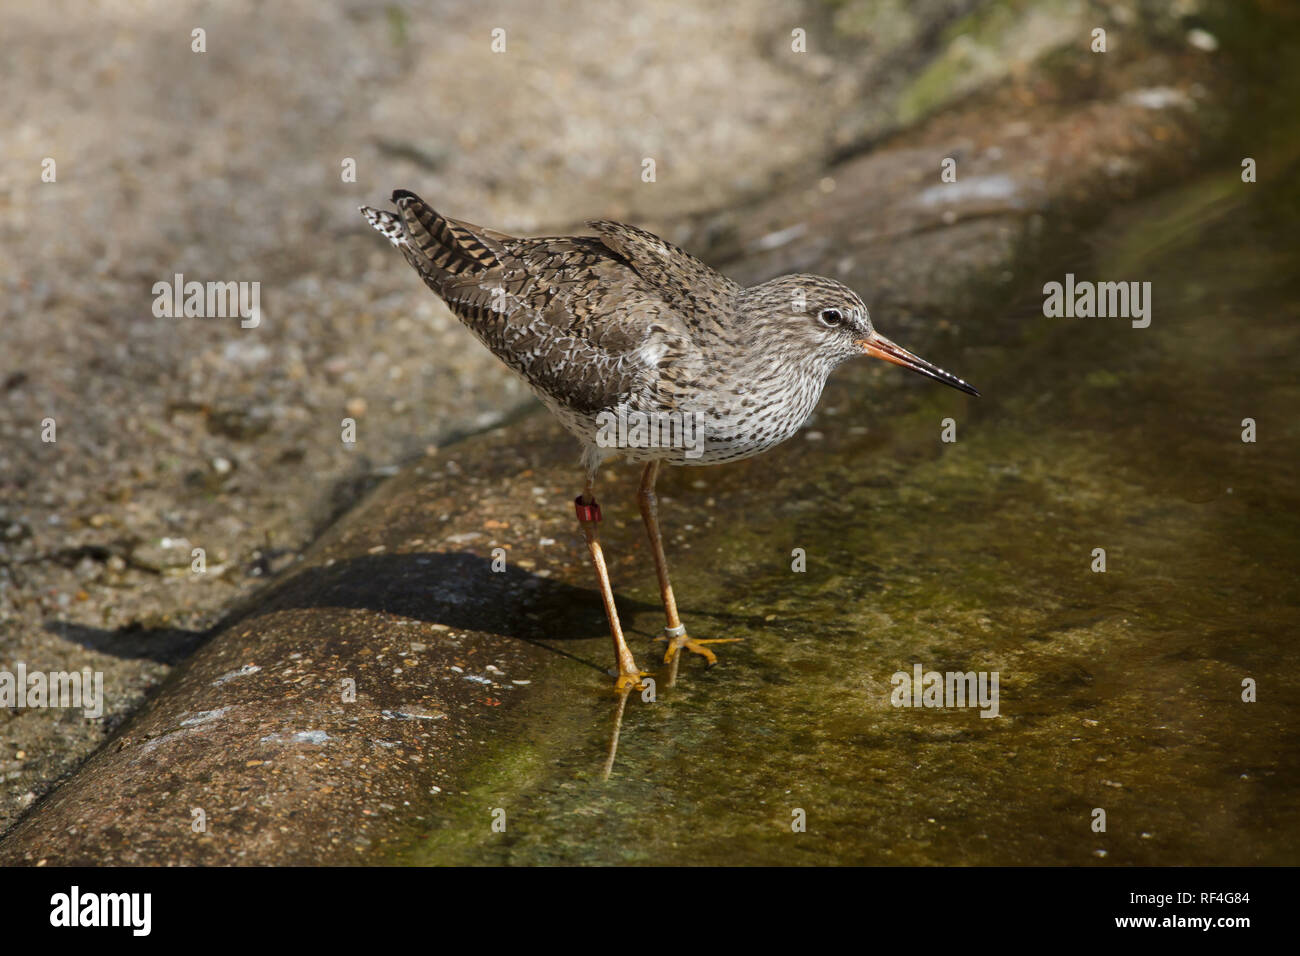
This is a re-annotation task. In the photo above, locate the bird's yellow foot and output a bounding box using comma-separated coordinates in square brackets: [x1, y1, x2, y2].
[613, 670, 653, 694]
[657, 630, 743, 666]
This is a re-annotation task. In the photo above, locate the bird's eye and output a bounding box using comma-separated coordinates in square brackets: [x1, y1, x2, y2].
[818, 308, 844, 327]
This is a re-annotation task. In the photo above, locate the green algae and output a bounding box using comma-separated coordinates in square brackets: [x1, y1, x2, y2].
[897, 0, 1086, 125]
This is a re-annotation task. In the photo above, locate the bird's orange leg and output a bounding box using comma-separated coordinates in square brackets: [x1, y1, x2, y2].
[576, 485, 647, 693]
[637, 461, 742, 666]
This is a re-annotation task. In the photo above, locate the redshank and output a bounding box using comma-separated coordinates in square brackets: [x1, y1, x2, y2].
[361, 191, 978, 691]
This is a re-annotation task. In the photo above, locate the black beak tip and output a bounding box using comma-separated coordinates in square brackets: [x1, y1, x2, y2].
[938, 374, 979, 397]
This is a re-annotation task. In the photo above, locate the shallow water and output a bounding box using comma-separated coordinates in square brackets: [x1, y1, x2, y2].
[406, 44, 1300, 868]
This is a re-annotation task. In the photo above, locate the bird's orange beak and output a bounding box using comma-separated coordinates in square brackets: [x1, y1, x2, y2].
[856, 331, 980, 397]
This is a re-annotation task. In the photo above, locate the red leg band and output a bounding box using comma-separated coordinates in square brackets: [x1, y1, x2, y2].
[574, 496, 602, 522]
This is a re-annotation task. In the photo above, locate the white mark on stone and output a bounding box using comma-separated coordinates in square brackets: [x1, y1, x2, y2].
[180, 707, 231, 727]
[212, 664, 261, 686]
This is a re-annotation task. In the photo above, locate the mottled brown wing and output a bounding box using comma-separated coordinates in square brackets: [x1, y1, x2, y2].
[368, 192, 706, 417]
[440, 232, 705, 417]
[584, 219, 739, 324]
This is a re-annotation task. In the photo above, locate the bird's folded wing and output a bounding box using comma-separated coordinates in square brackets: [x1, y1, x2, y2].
[439, 236, 699, 416]
[585, 219, 739, 324]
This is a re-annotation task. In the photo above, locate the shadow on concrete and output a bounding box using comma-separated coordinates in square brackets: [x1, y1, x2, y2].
[45, 551, 769, 668]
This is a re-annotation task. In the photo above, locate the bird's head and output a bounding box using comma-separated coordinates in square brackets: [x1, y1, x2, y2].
[745, 274, 979, 396]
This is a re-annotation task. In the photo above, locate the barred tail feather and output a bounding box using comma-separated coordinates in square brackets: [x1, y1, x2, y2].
[360, 205, 405, 248]
[391, 189, 500, 278]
